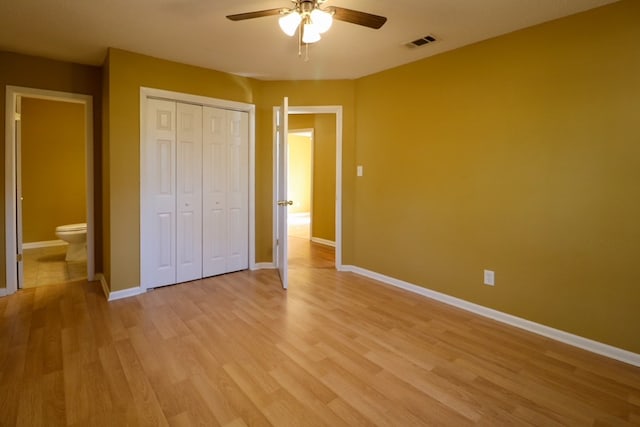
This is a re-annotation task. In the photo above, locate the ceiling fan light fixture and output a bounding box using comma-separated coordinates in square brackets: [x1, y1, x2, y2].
[226, 1, 388, 59]
[278, 11, 301, 36]
[302, 21, 321, 43]
[310, 8, 333, 33]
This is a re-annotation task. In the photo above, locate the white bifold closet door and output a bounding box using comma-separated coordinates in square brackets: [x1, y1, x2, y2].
[142, 98, 248, 289]
[202, 107, 249, 277]
[176, 103, 203, 283]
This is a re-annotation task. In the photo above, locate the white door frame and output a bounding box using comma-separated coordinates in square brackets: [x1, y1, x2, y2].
[4, 86, 95, 296]
[272, 105, 343, 270]
[140, 87, 257, 290]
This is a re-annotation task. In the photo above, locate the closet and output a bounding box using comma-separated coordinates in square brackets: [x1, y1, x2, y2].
[141, 98, 249, 289]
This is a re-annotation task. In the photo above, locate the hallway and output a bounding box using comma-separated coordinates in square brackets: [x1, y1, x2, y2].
[288, 213, 335, 272]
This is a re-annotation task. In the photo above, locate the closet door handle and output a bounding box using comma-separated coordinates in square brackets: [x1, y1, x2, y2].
[277, 200, 293, 206]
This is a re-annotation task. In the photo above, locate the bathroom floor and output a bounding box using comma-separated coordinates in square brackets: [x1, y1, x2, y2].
[22, 245, 87, 288]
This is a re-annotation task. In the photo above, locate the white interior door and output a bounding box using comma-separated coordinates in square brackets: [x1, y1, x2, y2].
[15, 96, 24, 288]
[276, 97, 290, 289]
[176, 103, 203, 282]
[202, 106, 228, 277]
[202, 107, 249, 276]
[142, 98, 177, 288]
[226, 110, 249, 273]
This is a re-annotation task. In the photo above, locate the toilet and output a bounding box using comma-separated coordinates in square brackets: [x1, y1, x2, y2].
[55, 223, 87, 261]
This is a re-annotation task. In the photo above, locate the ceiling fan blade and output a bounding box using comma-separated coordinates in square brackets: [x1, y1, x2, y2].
[326, 7, 387, 29]
[226, 8, 283, 21]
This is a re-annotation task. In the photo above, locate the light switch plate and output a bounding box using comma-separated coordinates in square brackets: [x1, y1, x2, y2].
[357, 165, 363, 176]
[484, 270, 495, 286]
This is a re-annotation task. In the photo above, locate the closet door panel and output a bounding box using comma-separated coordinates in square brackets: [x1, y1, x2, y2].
[227, 111, 249, 272]
[202, 106, 227, 277]
[176, 103, 203, 282]
[205, 208, 226, 268]
[142, 99, 177, 288]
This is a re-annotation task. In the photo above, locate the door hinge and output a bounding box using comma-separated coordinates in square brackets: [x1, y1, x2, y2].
[16, 253, 23, 262]
[14, 112, 21, 121]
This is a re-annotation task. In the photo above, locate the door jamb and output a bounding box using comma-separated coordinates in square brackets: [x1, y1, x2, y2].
[272, 105, 343, 270]
[5, 86, 95, 295]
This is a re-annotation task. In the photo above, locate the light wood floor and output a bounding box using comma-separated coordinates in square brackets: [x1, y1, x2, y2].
[1, 241, 639, 426]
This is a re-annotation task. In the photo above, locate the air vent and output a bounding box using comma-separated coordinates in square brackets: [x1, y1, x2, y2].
[406, 34, 438, 48]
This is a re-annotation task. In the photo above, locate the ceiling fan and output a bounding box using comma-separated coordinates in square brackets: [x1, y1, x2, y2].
[227, 0, 387, 57]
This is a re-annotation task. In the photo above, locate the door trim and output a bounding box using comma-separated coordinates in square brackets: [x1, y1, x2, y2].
[139, 87, 256, 290]
[272, 105, 343, 270]
[5, 85, 95, 295]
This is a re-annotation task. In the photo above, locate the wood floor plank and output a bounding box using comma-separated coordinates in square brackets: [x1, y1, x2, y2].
[62, 350, 90, 425]
[16, 371, 66, 427]
[114, 339, 170, 427]
[1, 238, 639, 426]
[453, 354, 595, 425]
[268, 367, 348, 426]
[326, 397, 378, 426]
[210, 366, 273, 427]
[190, 372, 241, 426]
[260, 388, 328, 427]
[223, 361, 280, 409]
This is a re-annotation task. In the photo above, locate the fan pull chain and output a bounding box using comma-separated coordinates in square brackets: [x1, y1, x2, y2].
[297, 25, 311, 61]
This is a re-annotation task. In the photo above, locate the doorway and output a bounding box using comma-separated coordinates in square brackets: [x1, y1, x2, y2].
[21, 98, 87, 287]
[5, 86, 95, 295]
[287, 128, 313, 235]
[273, 105, 343, 285]
[287, 122, 336, 270]
[287, 129, 314, 267]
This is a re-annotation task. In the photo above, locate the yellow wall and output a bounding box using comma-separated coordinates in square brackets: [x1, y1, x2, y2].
[104, 48, 256, 291]
[21, 98, 86, 242]
[287, 133, 312, 214]
[311, 114, 336, 242]
[0, 51, 102, 289]
[354, 0, 640, 353]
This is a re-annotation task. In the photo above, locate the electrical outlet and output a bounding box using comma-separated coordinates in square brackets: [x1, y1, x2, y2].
[483, 269, 495, 286]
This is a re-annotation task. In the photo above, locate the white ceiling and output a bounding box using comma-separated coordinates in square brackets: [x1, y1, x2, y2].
[0, 0, 619, 81]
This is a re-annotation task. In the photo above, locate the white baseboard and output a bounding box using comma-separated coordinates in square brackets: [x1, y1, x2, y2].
[95, 273, 146, 301]
[108, 286, 146, 301]
[253, 262, 276, 270]
[342, 265, 640, 368]
[22, 240, 66, 249]
[311, 237, 336, 247]
[0, 288, 7, 297]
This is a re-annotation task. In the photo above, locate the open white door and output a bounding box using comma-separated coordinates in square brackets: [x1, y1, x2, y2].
[15, 96, 24, 288]
[276, 97, 290, 289]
